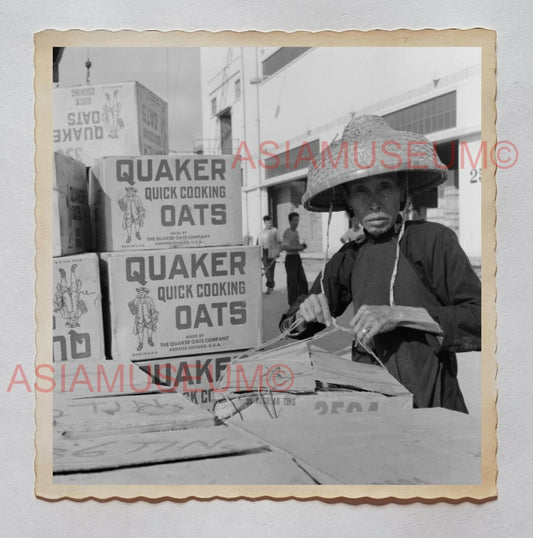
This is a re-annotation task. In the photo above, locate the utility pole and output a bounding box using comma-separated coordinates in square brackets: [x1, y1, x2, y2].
[53, 47, 64, 85]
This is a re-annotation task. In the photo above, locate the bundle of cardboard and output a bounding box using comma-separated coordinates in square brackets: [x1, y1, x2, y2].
[213, 342, 413, 422]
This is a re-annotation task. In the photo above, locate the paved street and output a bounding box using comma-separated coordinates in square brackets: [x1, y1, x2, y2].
[260, 257, 482, 419]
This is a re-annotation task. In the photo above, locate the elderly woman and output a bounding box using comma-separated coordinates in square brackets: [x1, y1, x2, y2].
[281, 116, 481, 412]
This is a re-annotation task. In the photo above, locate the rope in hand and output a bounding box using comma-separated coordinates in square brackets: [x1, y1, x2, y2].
[212, 316, 387, 420]
[212, 316, 308, 417]
[212, 315, 386, 421]
[213, 194, 400, 417]
[226, 185, 411, 414]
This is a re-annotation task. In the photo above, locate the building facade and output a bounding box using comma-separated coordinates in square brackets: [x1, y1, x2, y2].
[199, 46, 482, 263]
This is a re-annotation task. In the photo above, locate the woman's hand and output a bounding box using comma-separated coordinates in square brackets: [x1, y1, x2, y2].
[350, 304, 400, 346]
[298, 293, 332, 327]
[349, 305, 442, 346]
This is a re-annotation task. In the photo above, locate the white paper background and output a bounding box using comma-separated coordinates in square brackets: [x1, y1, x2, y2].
[1, 1, 531, 534]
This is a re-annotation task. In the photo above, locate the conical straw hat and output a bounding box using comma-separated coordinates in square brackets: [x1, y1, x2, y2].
[302, 115, 448, 212]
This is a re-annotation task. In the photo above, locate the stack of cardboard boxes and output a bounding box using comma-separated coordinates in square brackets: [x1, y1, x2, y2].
[52, 81, 169, 364]
[93, 154, 262, 407]
[53, 81, 262, 407]
[52, 152, 105, 363]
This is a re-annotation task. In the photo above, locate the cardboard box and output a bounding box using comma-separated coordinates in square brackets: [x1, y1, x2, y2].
[221, 390, 413, 422]
[53, 152, 91, 256]
[53, 253, 106, 361]
[53, 391, 216, 440]
[54, 424, 265, 475]
[238, 409, 481, 485]
[100, 246, 262, 361]
[53, 81, 168, 166]
[52, 360, 156, 397]
[211, 343, 413, 420]
[132, 350, 242, 409]
[89, 155, 242, 252]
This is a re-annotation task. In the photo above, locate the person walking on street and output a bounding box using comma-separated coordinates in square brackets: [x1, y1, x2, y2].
[282, 212, 309, 306]
[257, 215, 282, 294]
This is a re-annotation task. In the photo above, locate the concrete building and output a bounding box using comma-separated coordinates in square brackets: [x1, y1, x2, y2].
[199, 47, 482, 263]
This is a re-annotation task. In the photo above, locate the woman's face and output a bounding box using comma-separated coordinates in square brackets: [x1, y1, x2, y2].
[345, 175, 402, 236]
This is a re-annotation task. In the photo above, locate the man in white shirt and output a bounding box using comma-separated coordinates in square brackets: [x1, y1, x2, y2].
[281, 212, 308, 305]
[257, 215, 282, 294]
[341, 216, 364, 244]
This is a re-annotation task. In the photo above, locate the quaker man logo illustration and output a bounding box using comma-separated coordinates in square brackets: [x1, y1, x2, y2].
[102, 89, 125, 139]
[53, 264, 88, 328]
[118, 185, 146, 243]
[128, 287, 159, 352]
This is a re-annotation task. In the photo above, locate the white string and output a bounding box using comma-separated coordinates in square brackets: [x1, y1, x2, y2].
[212, 319, 348, 419]
[214, 319, 383, 421]
[213, 316, 305, 395]
[230, 317, 304, 363]
[319, 202, 334, 296]
[389, 181, 410, 306]
[330, 318, 387, 369]
[388, 218, 405, 307]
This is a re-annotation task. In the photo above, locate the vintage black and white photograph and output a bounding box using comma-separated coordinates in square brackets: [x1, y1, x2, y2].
[36, 30, 496, 499]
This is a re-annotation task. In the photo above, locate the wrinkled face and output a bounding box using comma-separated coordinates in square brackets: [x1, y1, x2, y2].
[344, 175, 402, 236]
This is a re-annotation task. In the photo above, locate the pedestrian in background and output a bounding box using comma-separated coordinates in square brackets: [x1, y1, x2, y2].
[341, 216, 364, 244]
[282, 212, 308, 305]
[257, 215, 282, 294]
